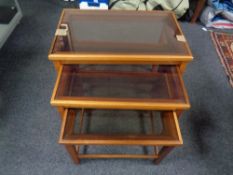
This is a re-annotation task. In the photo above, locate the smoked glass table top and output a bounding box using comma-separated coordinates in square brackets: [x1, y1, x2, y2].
[52, 65, 190, 109]
[50, 9, 192, 60]
[60, 109, 183, 145]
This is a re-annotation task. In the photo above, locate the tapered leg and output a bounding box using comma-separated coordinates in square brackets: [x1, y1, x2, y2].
[53, 61, 62, 73]
[57, 107, 65, 120]
[155, 146, 174, 164]
[191, 0, 206, 23]
[64, 145, 80, 164]
[179, 63, 187, 74]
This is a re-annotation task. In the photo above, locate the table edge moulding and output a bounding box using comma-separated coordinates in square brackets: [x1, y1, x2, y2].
[48, 9, 193, 165]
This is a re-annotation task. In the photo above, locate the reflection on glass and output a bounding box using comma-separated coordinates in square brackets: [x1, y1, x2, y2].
[52, 10, 189, 56]
[73, 110, 163, 135]
[55, 65, 185, 103]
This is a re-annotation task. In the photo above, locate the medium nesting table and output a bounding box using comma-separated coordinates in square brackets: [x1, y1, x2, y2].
[48, 9, 193, 164]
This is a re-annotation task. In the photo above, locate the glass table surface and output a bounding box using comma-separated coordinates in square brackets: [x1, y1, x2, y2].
[51, 10, 192, 58]
[53, 65, 189, 107]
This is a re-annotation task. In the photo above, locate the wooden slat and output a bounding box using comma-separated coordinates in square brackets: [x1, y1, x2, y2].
[48, 9, 65, 55]
[78, 108, 85, 133]
[172, 111, 183, 144]
[165, 74, 172, 98]
[59, 108, 69, 141]
[59, 138, 181, 146]
[149, 112, 159, 156]
[51, 66, 63, 103]
[161, 111, 178, 138]
[60, 134, 181, 146]
[58, 60, 181, 65]
[66, 69, 169, 77]
[171, 13, 193, 58]
[161, 111, 183, 144]
[66, 134, 172, 140]
[78, 154, 158, 159]
[177, 67, 190, 108]
[66, 23, 74, 51]
[49, 53, 193, 64]
[64, 109, 77, 135]
[51, 99, 190, 110]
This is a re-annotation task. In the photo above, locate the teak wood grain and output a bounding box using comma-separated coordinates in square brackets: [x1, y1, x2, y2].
[59, 109, 183, 146]
[49, 9, 193, 164]
[50, 66, 190, 110]
[48, 9, 193, 69]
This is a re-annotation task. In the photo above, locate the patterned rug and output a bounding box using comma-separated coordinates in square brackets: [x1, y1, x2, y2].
[211, 32, 233, 87]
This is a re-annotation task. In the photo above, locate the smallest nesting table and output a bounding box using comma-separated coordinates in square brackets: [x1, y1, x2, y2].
[48, 9, 193, 164]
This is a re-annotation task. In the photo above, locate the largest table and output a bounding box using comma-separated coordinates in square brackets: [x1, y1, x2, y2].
[49, 9, 193, 164]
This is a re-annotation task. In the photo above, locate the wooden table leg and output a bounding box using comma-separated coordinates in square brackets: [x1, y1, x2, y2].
[64, 145, 80, 164]
[53, 61, 62, 73]
[191, 0, 206, 23]
[57, 107, 65, 120]
[155, 146, 174, 164]
[179, 63, 187, 74]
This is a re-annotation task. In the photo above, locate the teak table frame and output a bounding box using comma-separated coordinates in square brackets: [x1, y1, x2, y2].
[48, 9, 193, 164]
